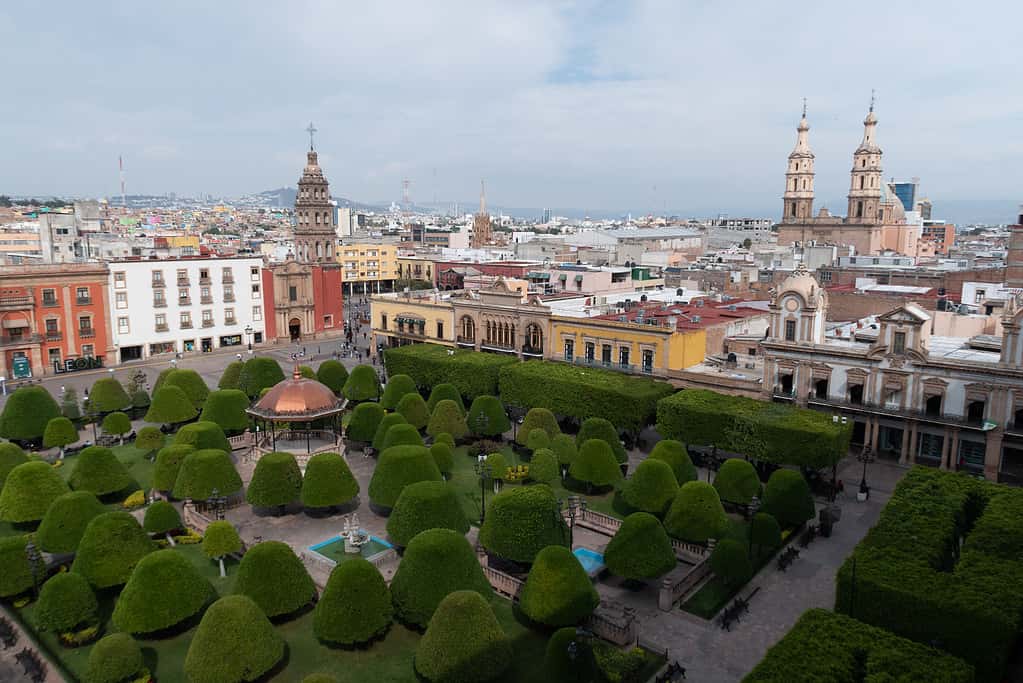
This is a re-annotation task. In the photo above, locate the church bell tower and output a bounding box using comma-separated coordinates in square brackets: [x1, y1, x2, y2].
[782, 100, 815, 223]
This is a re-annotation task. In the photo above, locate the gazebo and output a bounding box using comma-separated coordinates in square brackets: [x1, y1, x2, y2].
[246, 366, 347, 465]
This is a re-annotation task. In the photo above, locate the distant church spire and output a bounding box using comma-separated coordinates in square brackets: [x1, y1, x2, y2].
[782, 100, 815, 223]
[471, 179, 492, 249]
[294, 126, 336, 263]
[848, 93, 883, 223]
[479, 179, 487, 214]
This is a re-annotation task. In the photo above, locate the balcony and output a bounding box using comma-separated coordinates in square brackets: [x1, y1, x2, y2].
[177, 277, 190, 287]
[456, 336, 476, 346]
[222, 274, 235, 284]
[200, 296, 214, 305]
[45, 331, 62, 341]
[199, 276, 212, 285]
[0, 334, 42, 348]
[522, 345, 544, 357]
[153, 299, 167, 308]
[179, 297, 192, 306]
[76, 297, 92, 306]
[78, 328, 95, 339]
[42, 298, 59, 308]
[223, 294, 236, 303]
[0, 295, 34, 311]
[202, 319, 215, 328]
[224, 318, 237, 326]
[180, 321, 193, 329]
[151, 278, 166, 288]
[806, 395, 993, 430]
[155, 324, 169, 332]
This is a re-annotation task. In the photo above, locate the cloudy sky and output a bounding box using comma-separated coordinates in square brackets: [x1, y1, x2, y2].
[2, 1, 1020, 215]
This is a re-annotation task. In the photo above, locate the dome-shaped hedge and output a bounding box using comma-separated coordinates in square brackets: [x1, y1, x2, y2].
[300, 452, 359, 509]
[36, 490, 106, 553]
[143, 500, 182, 536]
[648, 439, 696, 485]
[0, 386, 61, 442]
[544, 627, 598, 682]
[380, 373, 417, 410]
[570, 439, 622, 489]
[528, 448, 559, 484]
[426, 400, 468, 440]
[72, 511, 155, 588]
[86, 633, 144, 683]
[173, 421, 231, 453]
[519, 545, 599, 626]
[233, 541, 315, 618]
[433, 432, 456, 448]
[218, 361, 244, 391]
[0, 460, 71, 523]
[37, 572, 97, 633]
[314, 558, 392, 645]
[113, 549, 213, 634]
[550, 434, 578, 467]
[371, 413, 408, 452]
[761, 469, 815, 527]
[152, 444, 195, 493]
[68, 446, 132, 496]
[343, 364, 381, 402]
[88, 377, 132, 414]
[203, 521, 242, 561]
[525, 428, 549, 453]
[427, 383, 465, 416]
[484, 452, 508, 479]
[247, 451, 302, 509]
[478, 485, 568, 564]
[368, 445, 442, 510]
[415, 591, 511, 683]
[387, 481, 469, 548]
[316, 360, 349, 396]
[144, 385, 198, 425]
[101, 412, 132, 441]
[604, 512, 676, 580]
[135, 426, 165, 455]
[0, 441, 28, 489]
[663, 481, 728, 543]
[199, 390, 250, 435]
[380, 423, 424, 450]
[429, 442, 454, 476]
[517, 408, 560, 446]
[396, 392, 430, 430]
[713, 458, 762, 506]
[467, 395, 510, 437]
[172, 449, 243, 501]
[44, 416, 79, 455]
[0, 536, 32, 598]
[751, 512, 782, 554]
[390, 528, 492, 628]
[622, 458, 679, 515]
[184, 595, 285, 683]
[710, 538, 753, 588]
[346, 403, 384, 445]
[576, 417, 626, 463]
[238, 357, 286, 399]
[161, 368, 209, 409]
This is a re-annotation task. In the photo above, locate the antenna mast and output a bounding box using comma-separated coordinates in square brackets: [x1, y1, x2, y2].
[119, 155, 126, 212]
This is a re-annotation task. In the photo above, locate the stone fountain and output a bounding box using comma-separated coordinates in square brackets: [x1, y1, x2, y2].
[341, 513, 369, 554]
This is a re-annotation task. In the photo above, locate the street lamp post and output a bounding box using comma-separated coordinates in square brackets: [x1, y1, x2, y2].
[207, 487, 228, 521]
[559, 495, 586, 548]
[473, 459, 492, 525]
[245, 325, 253, 352]
[25, 540, 42, 599]
[857, 446, 875, 501]
[747, 494, 761, 558]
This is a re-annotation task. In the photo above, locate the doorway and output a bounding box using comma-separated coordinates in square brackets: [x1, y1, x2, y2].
[289, 318, 302, 341]
[201, 338, 213, 353]
[120, 346, 143, 362]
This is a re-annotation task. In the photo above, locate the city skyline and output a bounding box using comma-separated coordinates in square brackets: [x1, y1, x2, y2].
[2, 1, 1020, 214]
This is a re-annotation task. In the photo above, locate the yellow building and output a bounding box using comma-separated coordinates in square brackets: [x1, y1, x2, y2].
[396, 256, 436, 285]
[163, 235, 200, 249]
[370, 290, 455, 354]
[337, 242, 399, 295]
[548, 316, 705, 375]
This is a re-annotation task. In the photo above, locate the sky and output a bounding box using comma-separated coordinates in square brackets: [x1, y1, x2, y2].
[2, 1, 1021, 216]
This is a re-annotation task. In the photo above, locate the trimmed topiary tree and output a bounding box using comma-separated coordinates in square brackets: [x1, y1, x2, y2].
[551, 433, 578, 468]
[316, 360, 349, 395]
[239, 357, 286, 399]
[434, 432, 456, 448]
[113, 549, 213, 634]
[88, 377, 132, 414]
[570, 439, 622, 491]
[234, 540, 316, 619]
[203, 520, 242, 578]
[343, 364, 381, 402]
[371, 413, 408, 452]
[484, 452, 508, 482]
[247, 451, 303, 510]
[36, 490, 105, 553]
[663, 481, 728, 543]
[301, 452, 359, 510]
[519, 545, 599, 627]
[478, 484, 568, 564]
[751, 512, 782, 556]
[622, 458, 679, 516]
[529, 448, 559, 484]
[761, 469, 815, 527]
[545, 627, 598, 683]
[101, 411, 132, 445]
[298, 365, 317, 380]
[381, 423, 425, 450]
[314, 558, 392, 645]
[184, 595, 285, 683]
[427, 383, 465, 416]
[199, 389, 250, 435]
[0, 385, 61, 442]
[387, 481, 470, 548]
[72, 511, 155, 588]
[85, 633, 144, 683]
[0, 460, 71, 523]
[159, 370, 210, 409]
[69, 446, 132, 496]
[429, 442, 454, 478]
[381, 373, 418, 410]
[152, 368, 174, 394]
[218, 361, 244, 390]
[61, 387, 82, 421]
[37, 572, 97, 633]
[144, 385, 198, 425]
[710, 538, 753, 588]
[172, 449, 243, 501]
[467, 395, 510, 438]
[648, 439, 697, 485]
[143, 500, 182, 545]
[604, 512, 677, 581]
[396, 392, 430, 430]
[368, 445, 442, 510]
[0, 536, 32, 599]
[173, 420, 231, 452]
[0, 441, 28, 489]
[346, 402, 385, 443]
[135, 426, 165, 459]
[713, 458, 762, 506]
[526, 428, 550, 453]
[44, 416, 78, 458]
[427, 399, 469, 440]
[152, 444, 194, 493]
[517, 408, 560, 447]
[415, 590, 511, 683]
[390, 528, 493, 628]
[576, 417, 626, 463]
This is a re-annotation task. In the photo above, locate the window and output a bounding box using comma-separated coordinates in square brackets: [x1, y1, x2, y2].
[155, 313, 167, 326]
[784, 319, 796, 341]
[223, 284, 234, 301]
[202, 310, 214, 327]
[601, 344, 612, 365]
[153, 290, 166, 307]
[564, 339, 574, 361]
[585, 342, 595, 361]
[251, 284, 260, 298]
[893, 331, 906, 354]
[178, 288, 189, 302]
[323, 314, 333, 327]
[82, 344, 94, 358]
[152, 270, 164, 285]
[117, 317, 130, 334]
[619, 347, 630, 367]
[44, 318, 58, 334]
[115, 291, 128, 309]
[289, 286, 298, 302]
[79, 315, 92, 332]
[48, 348, 61, 366]
[177, 269, 189, 284]
[222, 267, 234, 282]
[180, 312, 192, 328]
[642, 349, 654, 372]
[381, 314, 388, 330]
[201, 286, 212, 303]
[42, 288, 57, 305]
[199, 268, 210, 281]
[76, 287, 90, 303]
[250, 266, 260, 280]
[975, 289, 986, 303]
[114, 271, 126, 288]
[436, 321, 443, 338]
[252, 306, 262, 321]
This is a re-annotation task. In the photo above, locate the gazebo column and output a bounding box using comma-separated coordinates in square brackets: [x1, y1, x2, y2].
[306, 421, 311, 454]
[271, 421, 276, 451]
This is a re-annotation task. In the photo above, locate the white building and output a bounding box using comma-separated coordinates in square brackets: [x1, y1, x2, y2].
[107, 256, 266, 362]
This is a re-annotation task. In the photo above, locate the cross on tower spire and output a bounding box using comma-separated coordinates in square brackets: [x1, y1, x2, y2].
[306, 122, 318, 151]
[802, 97, 807, 118]
[869, 89, 876, 113]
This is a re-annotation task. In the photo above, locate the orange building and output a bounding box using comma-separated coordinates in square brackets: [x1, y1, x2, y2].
[0, 263, 113, 378]
[921, 222, 956, 255]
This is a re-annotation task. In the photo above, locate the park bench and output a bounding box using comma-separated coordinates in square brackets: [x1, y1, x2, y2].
[655, 660, 687, 681]
[777, 546, 800, 571]
[798, 525, 818, 548]
[15, 648, 46, 683]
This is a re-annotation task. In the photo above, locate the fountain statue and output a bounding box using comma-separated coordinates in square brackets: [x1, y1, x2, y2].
[341, 513, 369, 554]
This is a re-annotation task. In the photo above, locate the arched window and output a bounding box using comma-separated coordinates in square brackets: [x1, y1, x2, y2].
[525, 323, 543, 352]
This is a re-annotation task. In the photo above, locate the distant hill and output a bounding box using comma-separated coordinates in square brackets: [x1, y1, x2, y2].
[258, 188, 386, 213]
[929, 200, 1019, 226]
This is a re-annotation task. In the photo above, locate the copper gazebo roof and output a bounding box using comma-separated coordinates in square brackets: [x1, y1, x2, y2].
[246, 366, 345, 421]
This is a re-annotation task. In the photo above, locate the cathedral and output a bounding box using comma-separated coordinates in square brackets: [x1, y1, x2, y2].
[776, 102, 927, 258]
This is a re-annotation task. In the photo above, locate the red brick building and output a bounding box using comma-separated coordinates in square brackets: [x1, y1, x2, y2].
[262, 260, 343, 343]
[434, 260, 538, 290]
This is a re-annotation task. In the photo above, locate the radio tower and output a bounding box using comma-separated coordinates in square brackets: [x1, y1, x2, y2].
[119, 155, 127, 212]
[402, 178, 414, 241]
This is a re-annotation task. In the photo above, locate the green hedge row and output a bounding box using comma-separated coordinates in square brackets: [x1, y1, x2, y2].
[656, 389, 851, 469]
[383, 344, 517, 400]
[835, 467, 1023, 681]
[744, 608, 973, 682]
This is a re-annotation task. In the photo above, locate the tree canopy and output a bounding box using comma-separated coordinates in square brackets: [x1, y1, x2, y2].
[0, 460, 71, 523]
[415, 591, 511, 683]
[314, 558, 392, 645]
[184, 595, 285, 683]
[0, 386, 61, 441]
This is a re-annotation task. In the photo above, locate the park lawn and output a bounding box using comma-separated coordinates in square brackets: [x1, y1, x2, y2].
[53, 442, 155, 494]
